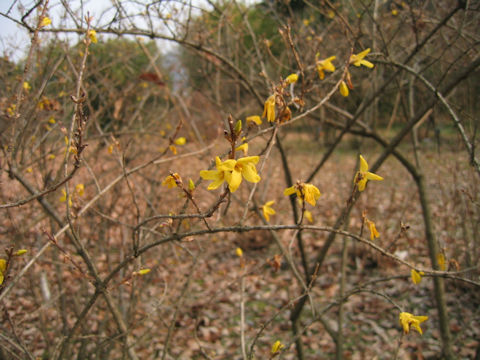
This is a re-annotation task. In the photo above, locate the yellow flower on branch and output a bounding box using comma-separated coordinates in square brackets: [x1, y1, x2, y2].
[76, 184, 85, 197]
[236, 143, 248, 156]
[0, 259, 6, 285]
[59, 189, 72, 207]
[411, 269, 425, 285]
[365, 219, 379, 240]
[246, 115, 262, 126]
[236, 247, 243, 258]
[271, 340, 284, 355]
[39, 16, 52, 28]
[284, 182, 321, 206]
[262, 95, 276, 123]
[23, 82, 31, 91]
[354, 155, 383, 191]
[339, 81, 349, 97]
[220, 156, 261, 193]
[262, 201, 276, 222]
[88, 30, 98, 44]
[350, 48, 374, 68]
[399, 312, 428, 335]
[316, 55, 336, 80]
[174, 137, 186, 145]
[200, 157, 228, 190]
[304, 210, 313, 223]
[285, 73, 298, 84]
[162, 173, 182, 188]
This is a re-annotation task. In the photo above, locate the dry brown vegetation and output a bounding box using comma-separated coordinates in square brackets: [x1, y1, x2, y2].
[0, 0, 479, 359]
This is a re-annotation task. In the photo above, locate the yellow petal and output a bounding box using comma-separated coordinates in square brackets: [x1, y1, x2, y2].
[241, 163, 261, 183]
[357, 178, 367, 192]
[304, 210, 313, 223]
[174, 137, 186, 145]
[246, 115, 262, 125]
[218, 159, 236, 171]
[236, 247, 243, 257]
[340, 81, 349, 97]
[284, 186, 296, 196]
[137, 269, 151, 276]
[14, 249, 27, 256]
[236, 143, 248, 155]
[365, 172, 383, 181]
[359, 155, 369, 172]
[285, 73, 298, 84]
[271, 340, 284, 354]
[237, 155, 259, 165]
[227, 169, 243, 193]
[411, 269, 422, 285]
[39, 16, 52, 28]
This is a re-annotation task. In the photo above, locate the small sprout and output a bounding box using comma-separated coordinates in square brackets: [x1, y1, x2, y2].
[174, 137, 186, 145]
[411, 269, 424, 285]
[188, 179, 195, 191]
[271, 340, 284, 355]
[399, 312, 428, 335]
[285, 73, 298, 84]
[14, 249, 27, 256]
[235, 247, 243, 258]
[234, 119, 242, 135]
[246, 115, 262, 126]
[262, 201, 276, 222]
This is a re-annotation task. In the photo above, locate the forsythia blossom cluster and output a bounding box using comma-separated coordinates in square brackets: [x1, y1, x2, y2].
[200, 156, 260, 193]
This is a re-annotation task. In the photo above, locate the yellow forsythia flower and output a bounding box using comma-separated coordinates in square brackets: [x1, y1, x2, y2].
[399, 312, 428, 335]
[47, 154, 56, 160]
[169, 145, 177, 154]
[26, 167, 33, 173]
[392, 9, 398, 16]
[285, 73, 298, 84]
[59, 189, 72, 207]
[76, 184, 85, 196]
[339, 81, 349, 97]
[14, 249, 27, 256]
[284, 182, 321, 206]
[48, 117, 56, 124]
[88, 30, 98, 44]
[246, 115, 262, 126]
[162, 173, 181, 188]
[39, 16, 51, 28]
[235, 143, 248, 156]
[316, 55, 336, 80]
[23, 82, 31, 91]
[262, 201, 276, 222]
[235, 247, 243, 258]
[366, 219, 380, 240]
[350, 48, 374, 68]
[174, 137, 186, 145]
[0, 259, 6, 285]
[437, 253, 446, 271]
[411, 269, 425, 285]
[137, 269, 151, 276]
[271, 340, 284, 354]
[262, 95, 276, 123]
[354, 155, 383, 192]
[304, 210, 313, 223]
[201, 156, 260, 193]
